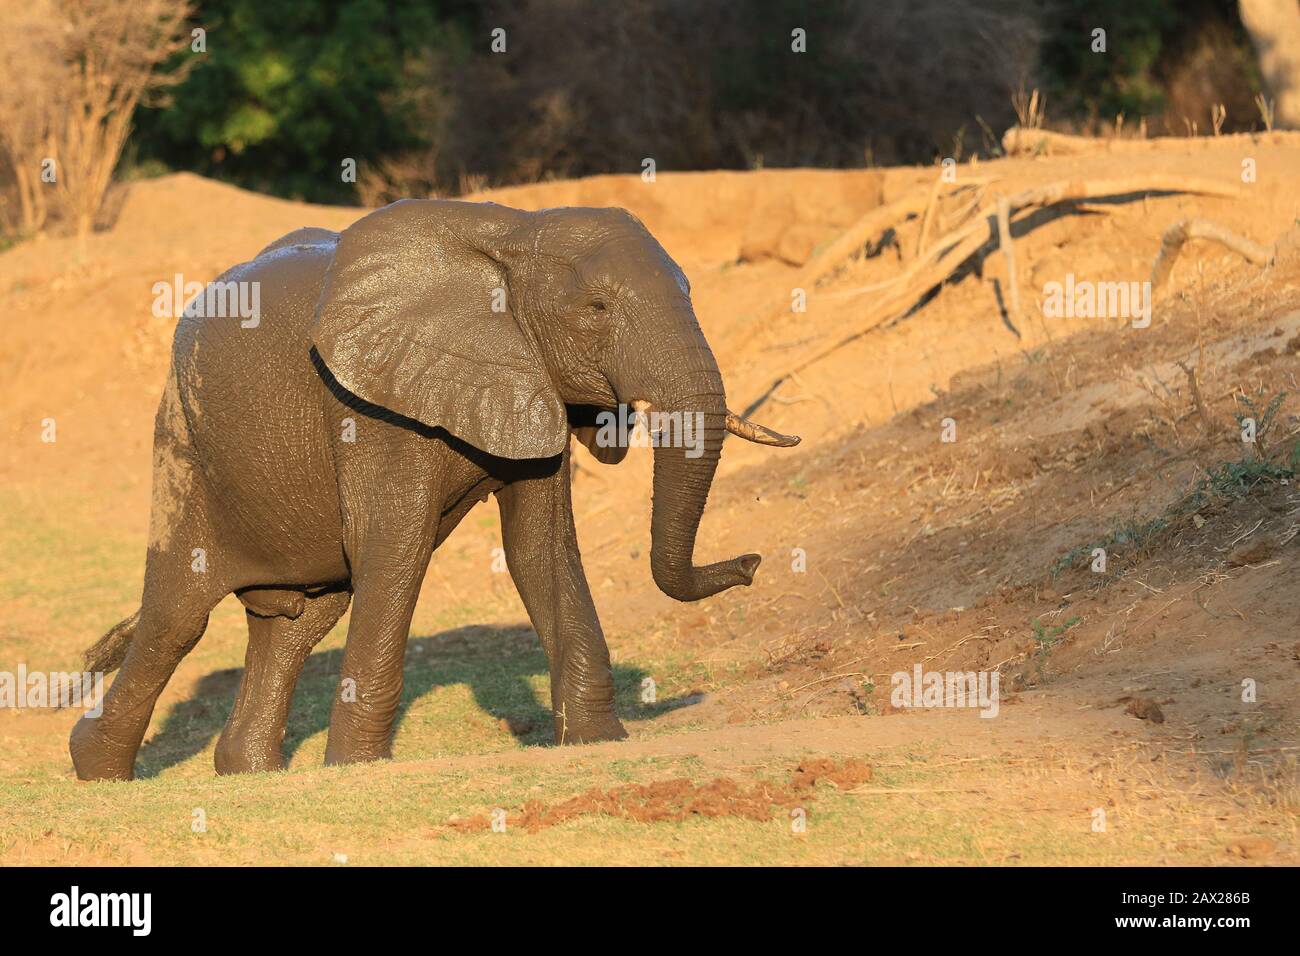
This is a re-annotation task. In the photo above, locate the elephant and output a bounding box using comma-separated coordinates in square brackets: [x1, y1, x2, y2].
[69, 199, 798, 781]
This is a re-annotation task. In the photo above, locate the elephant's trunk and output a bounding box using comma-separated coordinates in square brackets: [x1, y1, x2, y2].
[616, 294, 797, 602]
[648, 413, 760, 601]
[637, 360, 760, 603]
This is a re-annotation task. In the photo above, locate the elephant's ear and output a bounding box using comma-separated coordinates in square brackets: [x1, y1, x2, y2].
[311, 199, 567, 460]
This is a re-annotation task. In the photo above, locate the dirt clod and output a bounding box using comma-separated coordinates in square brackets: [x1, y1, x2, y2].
[1123, 698, 1166, 723]
[1226, 539, 1278, 568]
[790, 756, 874, 790]
[447, 757, 873, 833]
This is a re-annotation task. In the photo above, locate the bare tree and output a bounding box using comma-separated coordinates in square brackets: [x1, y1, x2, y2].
[1239, 0, 1300, 129]
[56, 0, 193, 242]
[0, 0, 63, 236]
[0, 0, 191, 243]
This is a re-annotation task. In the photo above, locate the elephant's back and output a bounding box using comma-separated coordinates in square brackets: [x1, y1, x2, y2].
[169, 236, 348, 581]
[172, 233, 335, 354]
[172, 237, 337, 424]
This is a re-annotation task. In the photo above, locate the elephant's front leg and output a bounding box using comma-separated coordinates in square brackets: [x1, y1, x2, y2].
[324, 439, 444, 766]
[496, 446, 628, 745]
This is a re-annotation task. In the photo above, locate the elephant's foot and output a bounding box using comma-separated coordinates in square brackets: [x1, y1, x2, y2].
[323, 744, 391, 767]
[69, 714, 136, 782]
[554, 704, 628, 745]
[214, 727, 284, 775]
[323, 721, 393, 766]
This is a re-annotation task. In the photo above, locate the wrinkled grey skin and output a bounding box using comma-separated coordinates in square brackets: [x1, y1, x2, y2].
[69, 200, 796, 781]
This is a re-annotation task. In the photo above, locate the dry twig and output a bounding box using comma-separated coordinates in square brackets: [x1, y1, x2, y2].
[995, 194, 1020, 324]
[743, 175, 1240, 414]
[1150, 219, 1275, 293]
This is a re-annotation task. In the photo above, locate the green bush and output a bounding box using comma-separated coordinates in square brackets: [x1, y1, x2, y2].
[134, 0, 460, 202]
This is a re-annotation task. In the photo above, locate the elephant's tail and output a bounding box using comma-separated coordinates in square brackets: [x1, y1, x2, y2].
[84, 610, 140, 673]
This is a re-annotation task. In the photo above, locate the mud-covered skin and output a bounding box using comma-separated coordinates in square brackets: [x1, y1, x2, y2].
[71, 203, 794, 781]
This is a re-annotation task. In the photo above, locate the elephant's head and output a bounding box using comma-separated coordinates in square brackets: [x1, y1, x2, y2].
[312, 199, 798, 602]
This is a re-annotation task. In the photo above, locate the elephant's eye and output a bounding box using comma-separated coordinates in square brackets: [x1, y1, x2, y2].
[590, 300, 607, 313]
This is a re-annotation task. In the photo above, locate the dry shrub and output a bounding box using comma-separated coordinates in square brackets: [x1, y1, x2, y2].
[0, 0, 191, 242]
[357, 149, 442, 208]
[0, 0, 63, 236]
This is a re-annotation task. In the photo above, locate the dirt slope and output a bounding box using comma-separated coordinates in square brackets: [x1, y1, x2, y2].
[1, 139, 1298, 864]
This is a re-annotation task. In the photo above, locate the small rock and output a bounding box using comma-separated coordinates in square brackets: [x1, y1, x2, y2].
[1124, 698, 1165, 723]
[1227, 539, 1278, 568]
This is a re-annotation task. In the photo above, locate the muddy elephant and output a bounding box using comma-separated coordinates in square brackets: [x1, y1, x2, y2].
[69, 199, 798, 781]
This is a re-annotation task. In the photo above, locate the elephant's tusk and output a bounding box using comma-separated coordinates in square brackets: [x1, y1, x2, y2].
[634, 399, 799, 447]
[725, 409, 801, 447]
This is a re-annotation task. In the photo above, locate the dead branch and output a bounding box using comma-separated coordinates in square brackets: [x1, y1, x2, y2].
[1150, 219, 1275, 292]
[995, 195, 1020, 324]
[742, 175, 1241, 415]
[787, 193, 930, 291]
[939, 187, 986, 232]
[913, 174, 944, 259]
[774, 175, 1002, 306]
[829, 175, 1239, 306]
[1176, 361, 1218, 433]
[1002, 125, 1300, 157]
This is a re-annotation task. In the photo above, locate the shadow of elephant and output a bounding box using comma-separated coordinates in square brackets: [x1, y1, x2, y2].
[134, 623, 701, 778]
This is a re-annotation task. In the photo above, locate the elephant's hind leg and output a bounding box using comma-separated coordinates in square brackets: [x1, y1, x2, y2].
[71, 368, 230, 782]
[70, 570, 227, 781]
[216, 588, 351, 775]
[71, 374, 235, 780]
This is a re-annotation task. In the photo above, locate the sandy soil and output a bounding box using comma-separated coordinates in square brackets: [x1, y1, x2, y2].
[1, 137, 1298, 864]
